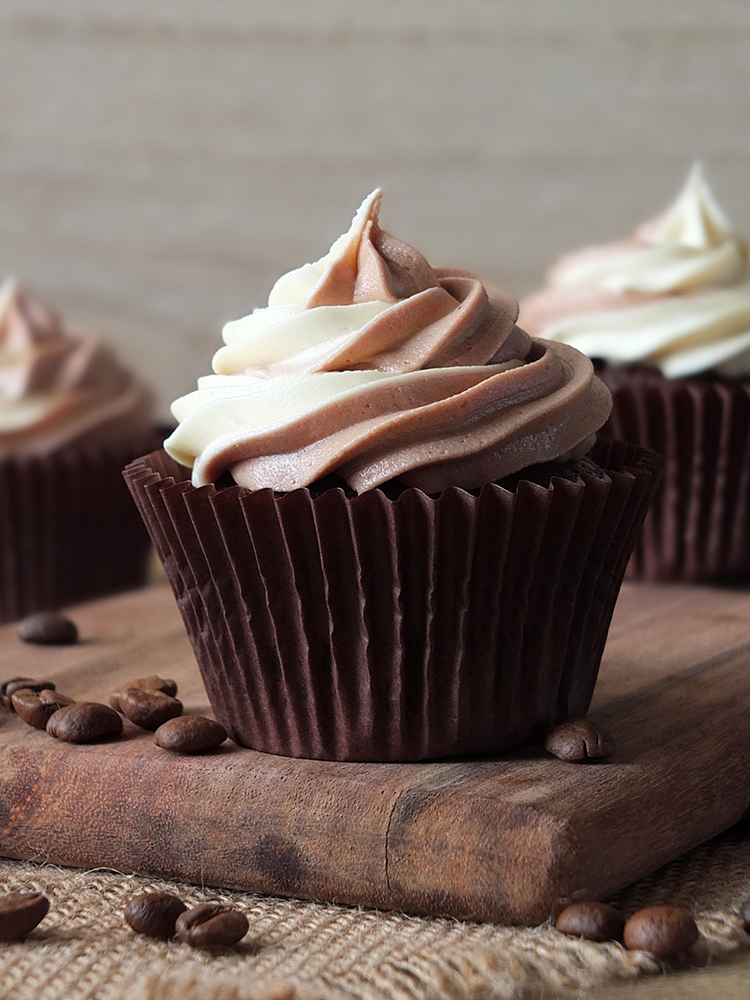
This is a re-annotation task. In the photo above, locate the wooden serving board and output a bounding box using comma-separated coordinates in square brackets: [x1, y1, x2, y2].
[1, 582, 750, 926]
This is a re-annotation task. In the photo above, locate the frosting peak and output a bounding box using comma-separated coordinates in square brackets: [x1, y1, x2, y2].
[0, 279, 150, 456]
[167, 193, 610, 493]
[637, 163, 733, 251]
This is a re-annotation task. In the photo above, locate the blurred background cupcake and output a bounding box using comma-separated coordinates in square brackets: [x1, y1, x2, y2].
[520, 165, 750, 582]
[0, 277, 159, 622]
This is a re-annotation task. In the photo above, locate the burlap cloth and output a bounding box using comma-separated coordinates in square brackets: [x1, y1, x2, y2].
[1, 817, 749, 1000]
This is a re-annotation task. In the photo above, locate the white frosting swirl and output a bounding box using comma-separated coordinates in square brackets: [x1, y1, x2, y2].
[520, 165, 750, 379]
[166, 191, 610, 493]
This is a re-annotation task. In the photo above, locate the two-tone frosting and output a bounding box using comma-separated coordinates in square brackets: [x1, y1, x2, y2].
[0, 279, 151, 457]
[166, 191, 611, 494]
[521, 165, 750, 379]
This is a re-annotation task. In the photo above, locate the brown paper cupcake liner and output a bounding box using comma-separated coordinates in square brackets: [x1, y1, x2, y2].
[124, 440, 660, 762]
[0, 429, 162, 625]
[600, 365, 750, 582]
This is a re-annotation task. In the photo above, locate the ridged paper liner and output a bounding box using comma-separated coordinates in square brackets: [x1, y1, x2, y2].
[601, 365, 750, 582]
[124, 441, 660, 762]
[0, 429, 161, 625]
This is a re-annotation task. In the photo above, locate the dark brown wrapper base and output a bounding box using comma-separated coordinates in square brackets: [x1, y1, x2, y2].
[0, 429, 162, 625]
[600, 365, 750, 583]
[124, 440, 660, 762]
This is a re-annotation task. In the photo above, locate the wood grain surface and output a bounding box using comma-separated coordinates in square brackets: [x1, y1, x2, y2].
[0, 581, 749, 925]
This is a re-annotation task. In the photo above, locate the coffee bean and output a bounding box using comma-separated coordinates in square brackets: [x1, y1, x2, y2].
[154, 716, 227, 754]
[175, 903, 248, 948]
[18, 612, 78, 645]
[0, 892, 50, 941]
[623, 906, 699, 959]
[2, 678, 56, 709]
[110, 676, 178, 712]
[555, 901, 625, 942]
[545, 718, 615, 762]
[739, 897, 750, 932]
[124, 892, 187, 939]
[116, 688, 183, 730]
[11, 689, 75, 730]
[47, 702, 123, 743]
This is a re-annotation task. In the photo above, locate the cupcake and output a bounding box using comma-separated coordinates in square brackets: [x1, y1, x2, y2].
[0, 278, 159, 622]
[125, 191, 659, 762]
[521, 164, 750, 582]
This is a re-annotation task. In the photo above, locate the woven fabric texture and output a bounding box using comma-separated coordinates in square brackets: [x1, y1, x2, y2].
[1, 821, 749, 1000]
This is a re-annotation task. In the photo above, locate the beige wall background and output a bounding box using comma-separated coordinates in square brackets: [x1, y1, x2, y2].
[1, 0, 749, 418]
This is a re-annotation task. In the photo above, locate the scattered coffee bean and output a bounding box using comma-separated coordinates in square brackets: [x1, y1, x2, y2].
[47, 702, 123, 743]
[623, 905, 699, 959]
[154, 715, 227, 754]
[124, 892, 187, 939]
[110, 676, 178, 712]
[545, 718, 615, 762]
[0, 892, 50, 941]
[175, 903, 248, 948]
[555, 901, 625, 942]
[11, 689, 75, 730]
[18, 612, 78, 646]
[2, 678, 56, 709]
[117, 688, 183, 731]
[739, 897, 750, 932]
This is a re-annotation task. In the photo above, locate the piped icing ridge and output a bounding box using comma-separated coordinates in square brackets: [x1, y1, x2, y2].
[0, 279, 151, 457]
[166, 191, 610, 493]
[520, 165, 750, 379]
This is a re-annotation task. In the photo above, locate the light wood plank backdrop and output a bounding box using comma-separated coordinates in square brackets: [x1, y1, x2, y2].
[1, 1, 749, 418]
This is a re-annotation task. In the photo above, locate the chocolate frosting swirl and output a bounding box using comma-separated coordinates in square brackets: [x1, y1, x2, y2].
[0, 279, 150, 457]
[166, 191, 610, 493]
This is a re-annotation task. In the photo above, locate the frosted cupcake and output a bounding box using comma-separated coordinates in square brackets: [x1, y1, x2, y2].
[521, 165, 750, 582]
[125, 191, 659, 761]
[0, 278, 158, 621]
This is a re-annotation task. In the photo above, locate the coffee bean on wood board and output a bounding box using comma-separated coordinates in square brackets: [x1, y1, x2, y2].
[175, 903, 248, 948]
[0, 892, 50, 941]
[47, 703, 123, 743]
[18, 612, 78, 645]
[117, 688, 182, 730]
[545, 718, 615, 762]
[11, 689, 75, 730]
[154, 716, 227, 754]
[555, 901, 625, 942]
[623, 906, 699, 959]
[2, 678, 55, 709]
[124, 892, 187, 940]
[110, 676, 178, 711]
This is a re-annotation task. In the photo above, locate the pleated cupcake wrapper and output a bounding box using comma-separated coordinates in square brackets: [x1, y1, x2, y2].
[601, 366, 750, 582]
[0, 430, 161, 625]
[124, 440, 661, 762]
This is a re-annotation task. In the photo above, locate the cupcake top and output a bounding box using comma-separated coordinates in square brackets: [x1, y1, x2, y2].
[166, 190, 610, 493]
[520, 164, 750, 379]
[0, 279, 151, 458]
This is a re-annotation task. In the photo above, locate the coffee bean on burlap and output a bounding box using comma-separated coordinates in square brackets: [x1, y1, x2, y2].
[18, 612, 78, 645]
[555, 901, 625, 942]
[124, 892, 187, 939]
[175, 903, 248, 948]
[117, 688, 183, 730]
[47, 702, 123, 743]
[545, 718, 615, 761]
[11, 689, 75, 729]
[2, 678, 56, 709]
[110, 676, 178, 711]
[623, 906, 699, 959]
[154, 716, 227, 754]
[0, 892, 50, 941]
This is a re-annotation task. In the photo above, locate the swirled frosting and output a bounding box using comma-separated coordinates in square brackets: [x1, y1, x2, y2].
[0, 279, 151, 457]
[166, 190, 610, 493]
[520, 164, 750, 379]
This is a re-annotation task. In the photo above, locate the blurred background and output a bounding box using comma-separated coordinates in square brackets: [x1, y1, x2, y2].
[1, 0, 748, 419]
